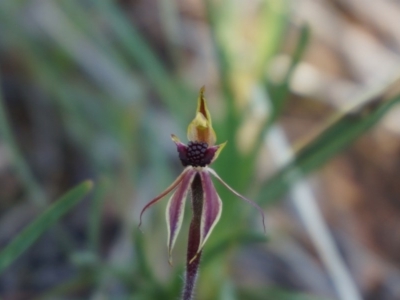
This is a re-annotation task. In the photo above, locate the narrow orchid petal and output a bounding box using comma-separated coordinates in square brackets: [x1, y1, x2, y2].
[207, 167, 266, 233]
[189, 170, 222, 263]
[139, 167, 193, 229]
[209, 141, 227, 164]
[166, 168, 197, 265]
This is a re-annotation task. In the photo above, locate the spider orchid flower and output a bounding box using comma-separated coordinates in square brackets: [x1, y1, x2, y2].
[139, 87, 266, 270]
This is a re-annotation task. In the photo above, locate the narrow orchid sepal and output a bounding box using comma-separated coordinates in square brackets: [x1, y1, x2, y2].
[209, 141, 227, 164]
[171, 134, 187, 155]
[207, 167, 266, 233]
[166, 168, 196, 265]
[171, 134, 183, 145]
[139, 167, 193, 229]
[189, 170, 222, 264]
[197, 86, 212, 125]
[187, 87, 217, 146]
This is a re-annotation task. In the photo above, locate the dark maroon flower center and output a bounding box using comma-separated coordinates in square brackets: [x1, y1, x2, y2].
[187, 141, 208, 165]
[177, 141, 215, 167]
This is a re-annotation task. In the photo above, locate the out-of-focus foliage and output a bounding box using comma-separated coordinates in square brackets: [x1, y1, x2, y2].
[1, 0, 400, 299]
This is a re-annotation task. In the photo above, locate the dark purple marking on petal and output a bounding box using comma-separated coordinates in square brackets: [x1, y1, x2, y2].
[166, 168, 197, 264]
[183, 173, 203, 298]
[202, 146, 218, 165]
[139, 167, 193, 229]
[191, 170, 222, 260]
[207, 167, 266, 233]
[177, 145, 190, 167]
[171, 136, 190, 167]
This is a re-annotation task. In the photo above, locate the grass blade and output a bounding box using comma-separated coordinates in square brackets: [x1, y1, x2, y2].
[0, 73, 46, 207]
[91, 0, 190, 113]
[0, 180, 94, 273]
[257, 90, 400, 205]
[88, 178, 109, 252]
[257, 24, 311, 154]
[238, 25, 311, 191]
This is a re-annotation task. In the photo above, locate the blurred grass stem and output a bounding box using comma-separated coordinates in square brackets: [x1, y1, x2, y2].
[29, 1, 141, 105]
[265, 125, 362, 300]
[0, 73, 46, 207]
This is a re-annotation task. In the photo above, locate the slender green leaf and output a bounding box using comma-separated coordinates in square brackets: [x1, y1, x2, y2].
[91, 0, 191, 115]
[0, 73, 46, 207]
[254, 0, 290, 79]
[256, 24, 311, 155]
[0, 180, 94, 273]
[257, 93, 400, 205]
[238, 25, 311, 194]
[88, 177, 109, 252]
[220, 279, 237, 300]
[268, 24, 311, 115]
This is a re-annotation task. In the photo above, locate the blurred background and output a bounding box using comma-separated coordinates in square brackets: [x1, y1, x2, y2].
[1, 0, 400, 299]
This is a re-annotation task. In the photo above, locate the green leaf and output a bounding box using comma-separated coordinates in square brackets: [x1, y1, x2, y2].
[91, 0, 190, 115]
[0, 72, 46, 207]
[259, 24, 311, 149]
[87, 177, 109, 252]
[219, 279, 238, 300]
[257, 93, 400, 205]
[0, 180, 94, 273]
[238, 25, 311, 193]
[269, 24, 310, 113]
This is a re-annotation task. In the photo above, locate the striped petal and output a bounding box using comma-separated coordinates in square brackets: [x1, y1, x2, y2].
[207, 167, 266, 233]
[189, 169, 222, 263]
[139, 166, 193, 229]
[166, 168, 197, 265]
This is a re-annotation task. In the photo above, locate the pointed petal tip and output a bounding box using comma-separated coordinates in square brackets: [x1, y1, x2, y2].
[207, 168, 267, 234]
[138, 221, 144, 233]
[188, 252, 199, 264]
[171, 134, 180, 143]
[210, 141, 227, 164]
[139, 169, 191, 231]
[138, 211, 145, 230]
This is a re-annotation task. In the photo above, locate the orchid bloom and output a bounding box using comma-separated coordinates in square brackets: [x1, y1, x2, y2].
[139, 87, 266, 268]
